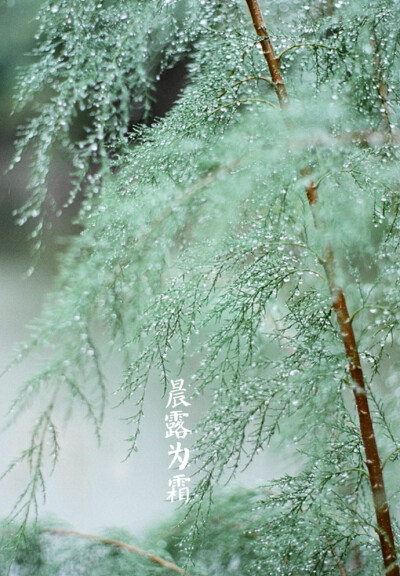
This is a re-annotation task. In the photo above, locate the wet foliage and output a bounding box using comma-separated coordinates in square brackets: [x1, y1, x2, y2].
[3, 0, 400, 574]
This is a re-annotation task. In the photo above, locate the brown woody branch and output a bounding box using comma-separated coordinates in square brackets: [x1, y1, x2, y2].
[326, 539, 348, 576]
[46, 528, 186, 574]
[244, 0, 288, 107]
[306, 181, 399, 576]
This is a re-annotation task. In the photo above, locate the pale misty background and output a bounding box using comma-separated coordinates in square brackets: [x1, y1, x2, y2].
[0, 0, 292, 537]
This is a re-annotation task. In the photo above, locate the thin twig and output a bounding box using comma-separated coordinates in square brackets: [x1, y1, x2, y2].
[326, 538, 348, 576]
[231, 75, 274, 89]
[218, 75, 274, 98]
[210, 98, 277, 116]
[277, 42, 345, 61]
[46, 528, 186, 574]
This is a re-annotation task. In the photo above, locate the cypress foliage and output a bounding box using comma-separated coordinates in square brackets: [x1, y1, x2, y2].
[3, 0, 400, 574]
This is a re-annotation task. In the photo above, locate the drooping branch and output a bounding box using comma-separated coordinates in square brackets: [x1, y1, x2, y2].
[244, 0, 288, 107]
[306, 181, 399, 576]
[46, 528, 186, 574]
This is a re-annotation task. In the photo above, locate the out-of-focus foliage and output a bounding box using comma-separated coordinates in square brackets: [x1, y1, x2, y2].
[0, 0, 45, 254]
[0, 521, 167, 576]
[0, 1, 42, 117]
[0, 487, 388, 575]
[4, 0, 400, 574]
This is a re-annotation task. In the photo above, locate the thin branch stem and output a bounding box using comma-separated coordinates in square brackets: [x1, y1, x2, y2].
[46, 528, 186, 574]
[277, 42, 344, 61]
[231, 75, 274, 89]
[349, 305, 384, 323]
[381, 447, 400, 471]
[218, 75, 274, 98]
[306, 181, 399, 576]
[244, 0, 288, 107]
[326, 538, 348, 576]
[210, 98, 277, 116]
[218, 76, 274, 98]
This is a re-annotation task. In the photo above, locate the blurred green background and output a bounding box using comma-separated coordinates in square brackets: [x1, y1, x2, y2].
[0, 0, 75, 260]
[1, 0, 43, 255]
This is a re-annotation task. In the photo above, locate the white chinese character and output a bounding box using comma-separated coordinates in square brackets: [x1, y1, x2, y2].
[168, 442, 190, 470]
[167, 474, 191, 503]
[170, 379, 185, 390]
[166, 379, 191, 409]
[166, 482, 177, 502]
[165, 411, 191, 439]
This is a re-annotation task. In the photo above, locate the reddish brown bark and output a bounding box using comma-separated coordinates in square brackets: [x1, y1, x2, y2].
[306, 181, 399, 576]
[244, 0, 288, 107]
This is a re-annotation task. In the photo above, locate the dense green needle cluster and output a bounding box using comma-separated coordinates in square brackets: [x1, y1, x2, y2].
[4, 0, 400, 574]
